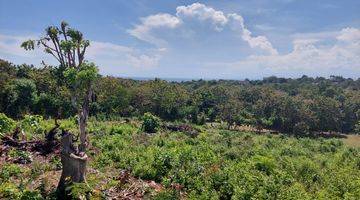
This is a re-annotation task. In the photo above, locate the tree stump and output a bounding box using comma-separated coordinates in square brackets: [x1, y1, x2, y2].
[57, 130, 88, 199]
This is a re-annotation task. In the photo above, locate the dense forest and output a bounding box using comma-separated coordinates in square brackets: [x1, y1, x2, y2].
[1, 58, 359, 135]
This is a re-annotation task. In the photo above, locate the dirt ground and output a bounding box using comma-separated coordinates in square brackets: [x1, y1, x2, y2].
[342, 134, 360, 147]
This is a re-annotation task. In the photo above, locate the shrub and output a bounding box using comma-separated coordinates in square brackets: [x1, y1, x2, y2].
[0, 182, 20, 199]
[109, 124, 134, 135]
[21, 114, 44, 135]
[278, 183, 311, 200]
[0, 164, 23, 182]
[50, 156, 62, 170]
[8, 149, 33, 164]
[253, 155, 276, 175]
[66, 182, 91, 199]
[210, 170, 234, 199]
[197, 112, 206, 125]
[89, 121, 360, 199]
[293, 122, 310, 135]
[153, 189, 180, 200]
[141, 112, 160, 133]
[296, 160, 321, 188]
[20, 190, 43, 200]
[0, 113, 15, 134]
[30, 161, 47, 180]
[355, 121, 360, 134]
[152, 151, 173, 181]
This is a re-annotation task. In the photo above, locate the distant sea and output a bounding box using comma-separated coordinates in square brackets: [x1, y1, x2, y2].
[119, 76, 216, 82]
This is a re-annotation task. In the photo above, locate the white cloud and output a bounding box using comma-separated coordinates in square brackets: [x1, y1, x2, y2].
[87, 41, 132, 58]
[2, 3, 359, 78]
[87, 41, 163, 70]
[0, 34, 58, 66]
[227, 13, 278, 55]
[128, 3, 277, 55]
[215, 27, 360, 74]
[126, 53, 161, 68]
[0, 34, 42, 57]
[255, 24, 275, 31]
[0, 34, 163, 71]
[128, 13, 181, 46]
[292, 30, 338, 41]
[337, 27, 360, 42]
[176, 2, 228, 31]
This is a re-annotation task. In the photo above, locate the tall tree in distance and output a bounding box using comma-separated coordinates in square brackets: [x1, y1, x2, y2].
[21, 21, 98, 198]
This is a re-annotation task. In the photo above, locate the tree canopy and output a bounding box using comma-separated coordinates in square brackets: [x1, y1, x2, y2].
[1, 59, 359, 135]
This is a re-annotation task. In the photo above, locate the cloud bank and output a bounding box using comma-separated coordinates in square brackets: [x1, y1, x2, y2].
[129, 3, 278, 55]
[235, 27, 360, 71]
[0, 2, 359, 78]
[128, 3, 359, 76]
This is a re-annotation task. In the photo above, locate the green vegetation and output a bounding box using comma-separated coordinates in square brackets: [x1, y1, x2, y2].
[0, 20, 359, 199]
[1, 59, 359, 135]
[0, 113, 15, 135]
[18, 21, 100, 198]
[1, 118, 360, 199]
[142, 112, 161, 133]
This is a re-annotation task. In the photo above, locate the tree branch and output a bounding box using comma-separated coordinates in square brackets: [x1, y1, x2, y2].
[39, 40, 62, 63]
[50, 37, 66, 67]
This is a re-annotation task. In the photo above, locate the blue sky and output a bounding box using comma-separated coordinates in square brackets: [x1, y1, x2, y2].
[0, 0, 359, 79]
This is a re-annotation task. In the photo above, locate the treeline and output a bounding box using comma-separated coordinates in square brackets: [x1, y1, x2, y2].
[1, 59, 360, 134]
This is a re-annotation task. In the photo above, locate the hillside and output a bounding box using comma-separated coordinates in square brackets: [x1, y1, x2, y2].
[1, 59, 360, 136]
[1, 118, 360, 199]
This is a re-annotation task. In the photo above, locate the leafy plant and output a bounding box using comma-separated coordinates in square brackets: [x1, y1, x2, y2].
[20, 190, 43, 200]
[8, 149, 33, 164]
[355, 121, 360, 134]
[0, 113, 15, 135]
[0, 164, 23, 182]
[21, 114, 44, 135]
[0, 182, 20, 199]
[141, 112, 160, 133]
[153, 189, 180, 200]
[65, 182, 91, 199]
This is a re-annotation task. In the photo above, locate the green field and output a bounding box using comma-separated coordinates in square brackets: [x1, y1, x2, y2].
[1, 118, 360, 199]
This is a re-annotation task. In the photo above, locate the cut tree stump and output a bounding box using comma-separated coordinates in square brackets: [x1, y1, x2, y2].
[57, 130, 88, 199]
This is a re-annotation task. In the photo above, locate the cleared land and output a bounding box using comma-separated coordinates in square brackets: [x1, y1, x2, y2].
[1, 119, 360, 199]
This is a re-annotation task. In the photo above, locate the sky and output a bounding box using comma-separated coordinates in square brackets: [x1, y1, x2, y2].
[0, 0, 359, 80]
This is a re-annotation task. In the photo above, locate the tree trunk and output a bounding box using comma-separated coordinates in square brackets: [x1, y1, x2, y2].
[57, 130, 88, 199]
[57, 87, 92, 198]
[78, 109, 87, 152]
[78, 89, 91, 152]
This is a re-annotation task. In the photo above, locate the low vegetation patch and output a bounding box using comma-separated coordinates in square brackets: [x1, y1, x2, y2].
[1, 117, 360, 199]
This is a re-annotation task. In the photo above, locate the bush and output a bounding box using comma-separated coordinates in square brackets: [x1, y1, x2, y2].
[141, 112, 160, 133]
[252, 155, 276, 175]
[21, 114, 44, 135]
[0, 113, 15, 134]
[20, 190, 43, 200]
[197, 112, 206, 125]
[109, 124, 134, 135]
[355, 121, 360, 134]
[89, 121, 360, 199]
[0, 164, 23, 182]
[293, 122, 310, 135]
[66, 182, 91, 199]
[153, 189, 180, 200]
[8, 149, 33, 164]
[0, 182, 20, 199]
